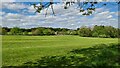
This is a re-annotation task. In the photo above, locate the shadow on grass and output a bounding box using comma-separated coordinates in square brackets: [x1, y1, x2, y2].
[2, 43, 120, 68]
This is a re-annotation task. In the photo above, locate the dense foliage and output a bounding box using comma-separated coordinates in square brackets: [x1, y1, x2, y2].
[32, 1, 120, 16]
[0, 25, 119, 38]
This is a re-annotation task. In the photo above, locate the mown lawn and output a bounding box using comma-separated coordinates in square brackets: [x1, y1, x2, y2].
[2, 35, 118, 66]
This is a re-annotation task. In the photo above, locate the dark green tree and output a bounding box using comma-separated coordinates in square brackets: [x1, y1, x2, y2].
[105, 26, 118, 38]
[78, 26, 92, 37]
[10, 27, 22, 35]
[43, 29, 53, 35]
[23, 31, 29, 35]
[92, 25, 107, 38]
[2, 28, 7, 35]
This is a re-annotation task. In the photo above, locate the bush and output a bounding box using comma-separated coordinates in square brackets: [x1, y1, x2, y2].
[98, 34, 107, 38]
[32, 29, 43, 35]
[92, 32, 98, 37]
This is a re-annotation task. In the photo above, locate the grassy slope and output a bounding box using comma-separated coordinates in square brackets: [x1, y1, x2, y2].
[2, 35, 118, 66]
[22, 44, 119, 67]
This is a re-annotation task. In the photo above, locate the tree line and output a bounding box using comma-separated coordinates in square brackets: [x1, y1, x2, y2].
[0, 25, 119, 38]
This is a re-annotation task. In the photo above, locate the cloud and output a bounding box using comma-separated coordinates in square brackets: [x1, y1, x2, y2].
[0, 11, 5, 16]
[1, 3, 118, 29]
[27, 5, 36, 13]
[1, 0, 15, 2]
[98, 11, 110, 15]
[2, 3, 28, 11]
[107, 15, 112, 18]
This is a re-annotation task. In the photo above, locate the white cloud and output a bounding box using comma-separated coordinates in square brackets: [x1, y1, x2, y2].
[1, 0, 15, 2]
[98, 11, 110, 15]
[4, 13, 24, 19]
[0, 11, 5, 16]
[1, 3, 118, 29]
[107, 15, 112, 18]
[28, 5, 36, 13]
[2, 3, 28, 10]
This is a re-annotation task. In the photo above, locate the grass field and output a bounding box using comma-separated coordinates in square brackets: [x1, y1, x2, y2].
[2, 35, 118, 66]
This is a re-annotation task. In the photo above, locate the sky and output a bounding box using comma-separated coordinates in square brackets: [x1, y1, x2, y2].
[0, 1, 119, 29]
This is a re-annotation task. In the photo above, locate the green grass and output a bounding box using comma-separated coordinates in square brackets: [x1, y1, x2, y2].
[21, 44, 119, 67]
[2, 35, 118, 66]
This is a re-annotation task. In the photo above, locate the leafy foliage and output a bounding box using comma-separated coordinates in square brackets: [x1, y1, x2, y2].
[32, 1, 120, 16]
[1, 25, 119, 38]
[32, 28, 43, 35]
[78, 26, 92, 37]
[2, 28, 7, 35]
[10, 27, 22, 35]
[92, 25, 118, 38]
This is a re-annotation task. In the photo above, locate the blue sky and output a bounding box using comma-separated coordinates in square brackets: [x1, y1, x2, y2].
[0, 2, 119, 29]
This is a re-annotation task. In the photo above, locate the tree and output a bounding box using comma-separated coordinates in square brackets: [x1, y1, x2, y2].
[67, 30, 78, 35]
[61, 28, 67, 35]
[92, 25, 106, 38]
[32, 0, 120, 16]
[92, 25, 118, 38]
[2, 28, 7, 35]
[92, 32, 99, 37]
[10, 27, 22, 35]
[78, 26, 92, 37]
[23, 31, 28, 35]
[32, 28, 43, 35]
[43, 29, 53, 35]
[104, 26, 118, 38]
[0, 26, 2, 35]
[118, 29, 120, 38]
